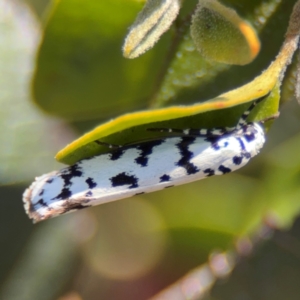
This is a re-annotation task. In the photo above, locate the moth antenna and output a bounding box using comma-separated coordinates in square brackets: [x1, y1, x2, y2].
[147, 127, 228, 137]
[236, 95, 269, 128]
[147, 128, 184, 134]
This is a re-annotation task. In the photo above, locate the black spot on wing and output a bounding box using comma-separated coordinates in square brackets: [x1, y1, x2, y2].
[204, 168, 215, 177]
[236, 137, 246, 151]
[160, 174, 171, 182]
[135, 140, 164, 167]
[135, 156, 147, 167]
[55, 187, 72, 200]
[244, 132, 256, 142]
[109, 148, 125, 161]
[69, 164, 83, 176]
[211, 143, 220, 150]
[36, 198, 48, 208]
[64, 204, 89, 211]
[218, 165, 231, 174]
[237, 137, 252, 159]
[85, 191, 93, 197]
[46, 178, 53, 184]
[60, 164, 83, 187]
[176, 137, 199, 175]
[233, 156, 243, 165]
[243, 152, 251, 159]
[39, 189, 44, 196]
[205, 136, 221, 150]
[110, 172, 139, 189]
[86, 177, 97, 189]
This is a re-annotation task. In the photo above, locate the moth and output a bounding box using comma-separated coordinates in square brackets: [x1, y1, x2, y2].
[23, 97, 272, 223]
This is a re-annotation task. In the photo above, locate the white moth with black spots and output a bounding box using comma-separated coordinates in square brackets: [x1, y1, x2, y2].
[23, 97, 271, 223]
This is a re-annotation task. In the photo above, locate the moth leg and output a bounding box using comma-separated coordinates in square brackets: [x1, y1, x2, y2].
[236, 93, 271, 128]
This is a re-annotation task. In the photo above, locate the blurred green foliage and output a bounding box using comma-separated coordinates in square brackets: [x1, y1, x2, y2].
[0, 0, 68, 185]
[33, 0, 171, 120]
[1, 0, 300, 300]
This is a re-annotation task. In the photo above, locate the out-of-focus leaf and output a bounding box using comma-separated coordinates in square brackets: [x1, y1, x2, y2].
[0, 0, 73, 184]
[0, 215, 79, 300]
[83, 198, 168, 281]
[32, 0, 171, 120]
[190, 0, 260, 65]
[21, 0, 51, 19]
[148, 172, 260, 236]
[151, 0, 295, 108]
[261, 132, 300, 228]
[123, 0, 181, 59]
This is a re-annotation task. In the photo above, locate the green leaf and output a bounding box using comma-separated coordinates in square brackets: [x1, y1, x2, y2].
[33, 0, 171, 120]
